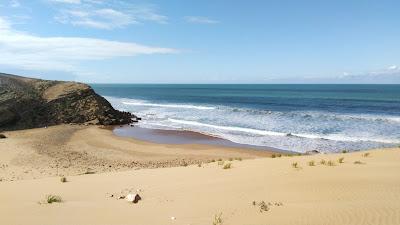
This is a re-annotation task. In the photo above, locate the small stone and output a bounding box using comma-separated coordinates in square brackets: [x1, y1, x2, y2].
[0, 134, 6, 139]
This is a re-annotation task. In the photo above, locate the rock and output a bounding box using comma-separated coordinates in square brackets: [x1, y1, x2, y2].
[305, 150, 320, 155]
[0, 134, 6, 139]
[126, 193, 142, 203]
[0, 73, 135, 131]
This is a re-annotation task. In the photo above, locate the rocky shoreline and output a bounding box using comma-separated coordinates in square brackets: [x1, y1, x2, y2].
[0, 73, 137, 131]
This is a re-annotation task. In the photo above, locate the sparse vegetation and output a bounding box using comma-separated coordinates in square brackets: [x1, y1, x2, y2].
[235, 157, 242, 161]
[212, 213, 223, 225]
[271, 154, 276, 158]
[354, 161, 364, 165]
[258, 201, 270, 212]
[217, 158, 223, 161]
[60, 176, 67, 183]
[308, 160, 315, 166]
[276, 154, 282, 157]
[211, 159, 216, 162]
[181, 161, 188, 167]
[197, 163, 202, 167]
[338, 157, 344, 164]
[291, 162, 299, 168]
[223, 163, 232, 169]
[228, 158, 233, 161]
[362, 152, 370, 157]
[320, 159, 326, 165]
[46, 195, 62, 204]
[342, 150, 348, 154]
[218, 161, 224, 166]
[327, 160, 335, 166]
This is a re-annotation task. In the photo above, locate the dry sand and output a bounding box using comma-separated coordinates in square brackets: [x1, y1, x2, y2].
[0, 126, 399, 225]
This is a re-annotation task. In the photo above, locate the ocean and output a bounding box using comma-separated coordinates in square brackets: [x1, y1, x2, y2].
[92, 84, 400, 153]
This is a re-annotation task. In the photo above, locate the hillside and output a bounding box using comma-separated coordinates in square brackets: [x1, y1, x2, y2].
[0, 73, 134, 131]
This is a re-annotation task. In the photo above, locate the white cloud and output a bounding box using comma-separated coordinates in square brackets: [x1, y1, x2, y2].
[51, 0, 167, 29]
[387, 65, 398, 70]
[49, 0, 81, 4]
[185, 16, 219, 24]
[10, 0, 21, 8]
[0, 17, 177, 72]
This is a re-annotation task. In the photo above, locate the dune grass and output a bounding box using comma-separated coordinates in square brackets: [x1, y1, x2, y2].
[223, 163, 232, 169]
[212, 213, 223, 225]
[46, 195, 62, 204]
[327, 160, 336, 166]
[308, 160, 315, 166]
[320, 159, 326, 165]
[60, 176, 67, 183]
[354, 160, 365, 165]
[291, 162, 299, 168]
[362, 152, 370, 157]
[338, 157, 345, 164]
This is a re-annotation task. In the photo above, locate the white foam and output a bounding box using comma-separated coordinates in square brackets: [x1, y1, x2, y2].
[122, 101, 215, 110]
[168, 118, 287, 136]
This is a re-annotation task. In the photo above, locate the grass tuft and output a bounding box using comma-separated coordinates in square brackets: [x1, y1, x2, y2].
[217, 158, 223, 161]
[308, 160, 315, 166]
[211, 159, 216, 162]
[338, 157, 345, 164]
[60, 177, 67, 183]
[217, 161, 224, 166]
[212, 213, 223, 225]
[320, 159, 326, 165]
[223, 163, 232, 169]
[362, 152, 370, 157]
[271, 154, 276, 158]
[342, 150, 348, 154]
[235, 157, 242, 161]
[354, 160, 364, 165]
[46, 195, 62, 204]
[327, 160, 336, 166]
[291, 162, 299, 168]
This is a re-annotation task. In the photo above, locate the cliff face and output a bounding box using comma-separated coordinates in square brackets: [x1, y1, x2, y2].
[0, 73, 134, 131]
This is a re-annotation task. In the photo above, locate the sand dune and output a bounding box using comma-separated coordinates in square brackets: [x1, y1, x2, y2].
[0, 126, 399, 225]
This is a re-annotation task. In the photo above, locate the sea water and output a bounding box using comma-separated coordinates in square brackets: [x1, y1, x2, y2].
[92, 84, 400, 153]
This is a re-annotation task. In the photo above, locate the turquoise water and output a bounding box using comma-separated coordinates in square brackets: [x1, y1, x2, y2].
[92, 84, 400, 153]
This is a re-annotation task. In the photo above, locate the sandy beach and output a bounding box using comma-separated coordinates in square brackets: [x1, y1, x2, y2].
[0, 125, 399, 225]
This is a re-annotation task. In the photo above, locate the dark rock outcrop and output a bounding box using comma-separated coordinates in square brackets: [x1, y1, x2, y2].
[0, 73, 135, 131]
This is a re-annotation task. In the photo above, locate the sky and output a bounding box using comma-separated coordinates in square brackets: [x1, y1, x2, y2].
[0, 0, 399, 84]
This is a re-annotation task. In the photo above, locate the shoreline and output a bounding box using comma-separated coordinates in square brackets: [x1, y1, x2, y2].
[112, 125, 293, 154]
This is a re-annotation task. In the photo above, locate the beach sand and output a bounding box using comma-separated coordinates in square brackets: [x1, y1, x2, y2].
[0, 126, 399, 225]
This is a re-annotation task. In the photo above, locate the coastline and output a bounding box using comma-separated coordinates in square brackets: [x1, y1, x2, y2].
[112, 125, 293, 154]
[0, 125, 399, 225]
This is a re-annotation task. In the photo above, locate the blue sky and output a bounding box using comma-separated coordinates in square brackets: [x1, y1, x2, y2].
[0, 0, 399, 83]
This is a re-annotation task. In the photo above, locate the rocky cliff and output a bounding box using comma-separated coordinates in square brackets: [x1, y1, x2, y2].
[0, 73, 135, 131]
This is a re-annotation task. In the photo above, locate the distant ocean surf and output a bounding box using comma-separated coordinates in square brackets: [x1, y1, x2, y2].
[92, 84, 400, 153]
